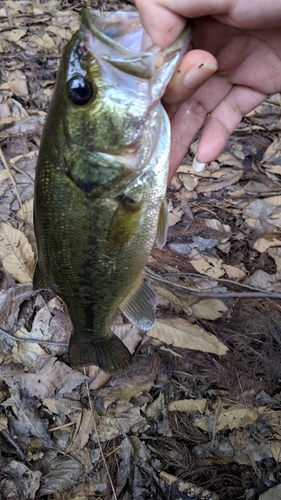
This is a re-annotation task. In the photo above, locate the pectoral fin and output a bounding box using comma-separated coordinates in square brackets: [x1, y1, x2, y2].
[106, 195, 143, 253]
[155, 199, 168, 248]
[120, 279, 157, 330]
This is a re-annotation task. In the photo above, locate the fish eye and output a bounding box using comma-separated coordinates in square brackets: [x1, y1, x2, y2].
[67, 76, 95, 105]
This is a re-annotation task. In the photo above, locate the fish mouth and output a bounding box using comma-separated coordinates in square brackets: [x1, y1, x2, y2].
[88, 140, 140, 157]
[80, 8, 192, 79]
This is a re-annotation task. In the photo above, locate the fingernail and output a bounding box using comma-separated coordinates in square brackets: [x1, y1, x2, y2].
[183, 62, 217, 89]
[192, 156, 206, 172]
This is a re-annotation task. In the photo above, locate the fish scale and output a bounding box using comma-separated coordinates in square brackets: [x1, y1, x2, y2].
[33, 9, 191, 373]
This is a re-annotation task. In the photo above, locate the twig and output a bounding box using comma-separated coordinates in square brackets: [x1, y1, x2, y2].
[0, 1, 12, 26]
[2, 429, 26, 460]
[49, 422, 75, 432]
[0, 147, 23, 211]
[155, 270, 271, 293]
[145, 267, 281, 299]
[84, 370, 118, 500]
[0, 327, 68, 346]
[8, 158, 35, 185]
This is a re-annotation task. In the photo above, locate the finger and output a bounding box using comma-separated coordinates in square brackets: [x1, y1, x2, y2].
[197, 85, 268, 163]
[135, 0, 231, 47]
[163, 50, 218, 106]
[135, 0, 186, 47]
[167, 74, 233, 180]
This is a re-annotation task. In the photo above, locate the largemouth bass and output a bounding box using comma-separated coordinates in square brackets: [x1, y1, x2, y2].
[33, 9, 191, 373]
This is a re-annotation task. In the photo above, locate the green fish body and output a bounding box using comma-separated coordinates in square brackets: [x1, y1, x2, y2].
[34, 10, 191, 372]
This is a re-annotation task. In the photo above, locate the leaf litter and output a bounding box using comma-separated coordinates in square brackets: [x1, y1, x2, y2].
[1, 1, 281, 499]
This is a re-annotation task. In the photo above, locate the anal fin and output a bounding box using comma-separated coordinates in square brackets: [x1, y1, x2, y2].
[156, 199, 168, 248]
[120, 279, 157, 330]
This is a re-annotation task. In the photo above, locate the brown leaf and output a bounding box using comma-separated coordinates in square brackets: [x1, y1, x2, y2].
[0, 222, 35, 283]
[147, 318, 228, 355]
[0, 283, 32, 330]
[0, 356, 89, 398]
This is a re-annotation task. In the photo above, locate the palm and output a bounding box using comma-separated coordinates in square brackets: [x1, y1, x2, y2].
[166, 17, 281, 178]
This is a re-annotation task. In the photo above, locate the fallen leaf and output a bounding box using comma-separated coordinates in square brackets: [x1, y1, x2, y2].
[0, 283, 32, 330]
[197, 169, 243, 193]
[194, 406, 263, 432]
[268, 247, 281, 272]
[0, 222, 35, 283]
[147, 318, 228, 355]
[271, 440, 281, 463]
[91, 406, 147, 442]
[71, 409, 95, 450]
[168, 399, 207, 413]
[191, 298, 228, 320]
[178, 173, 198, 190]
[35, 450, 82, 496]
[0, 414, 7, 432]
[254, 236, 281, 253]
[0, 460, 41, 500]
[8, 70, 29, 97]
[160, 471, 219, 499]
[0, 356, 89, 399]
[222, 264, 247, 280]
[190, 256, 225, 278]
[7, 390, 54, 448]
[203, 218, 231, 237]
[168, 212, 181, 226]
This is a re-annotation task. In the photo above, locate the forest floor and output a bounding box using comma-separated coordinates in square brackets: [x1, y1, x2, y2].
[1, 1, 281, 499]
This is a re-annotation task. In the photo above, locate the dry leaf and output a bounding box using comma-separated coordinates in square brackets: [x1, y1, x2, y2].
[258, 484, 281, 500]
[191, 298, 228, 320]
[7, 390, 54, 448]
[160, 471, 219, 499]
[190, 256, 225, 278]
[194, 406, 262, 432]
[203, 218, 231, 237]
[36, 451, 82, 497]
[271, 440, 281, 462]
[91, 406, 147, 442]
[197, 169, 243, 193]
[11, 333, 47, 371]
[168, 212, 181, 226]
[17, 197, 34, 225]
[0, 356, 89, 399]
[71, 409, 95, 450]
[254, 236, 281, 253]
[168, 399, 207, 413]
[267, 247, 281, 272]
[222, 264, 247, 280]
[0, 283, 32, 330]
[178, 173, 198, 190]
[147, 318, 228, 355]
[8, 70, 29, 97]
[0, 222, 35, 283]
[0, 415, 8, 432]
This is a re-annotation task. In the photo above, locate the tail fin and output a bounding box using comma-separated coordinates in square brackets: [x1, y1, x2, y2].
[68, 332, 132, 373]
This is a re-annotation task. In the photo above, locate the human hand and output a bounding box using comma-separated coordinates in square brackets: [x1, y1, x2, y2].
[135, 0, 281, 180]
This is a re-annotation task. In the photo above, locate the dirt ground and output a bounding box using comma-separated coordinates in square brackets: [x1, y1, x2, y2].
[1, 1, 281, 499]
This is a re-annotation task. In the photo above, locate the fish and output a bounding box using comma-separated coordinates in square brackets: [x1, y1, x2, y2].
[33, 9, 191, 373]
